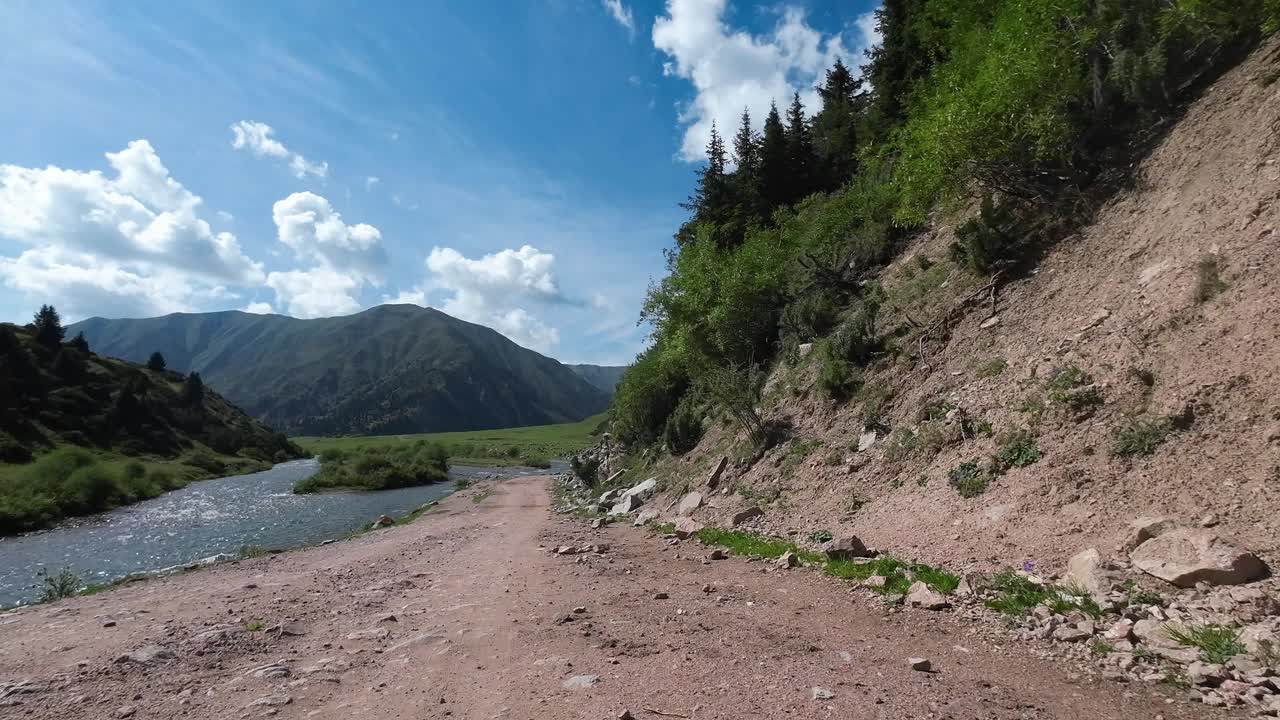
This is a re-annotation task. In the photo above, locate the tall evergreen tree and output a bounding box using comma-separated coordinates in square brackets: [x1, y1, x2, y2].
[32, 305, 64, 350]
[680, 121, 731, 229]
[68, 332, 90, 354]
[861, 0, 933, 143]
[784, 92, 816, 203]
[812, 58, 866, 190]
[147, 352, 166, 372]
[183, 371, 205, 405]
[758, 102, 790, 209]
[730, 108, 763, 227]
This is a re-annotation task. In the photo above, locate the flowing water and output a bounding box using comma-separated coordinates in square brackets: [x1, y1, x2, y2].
[0, 458, 566, 607]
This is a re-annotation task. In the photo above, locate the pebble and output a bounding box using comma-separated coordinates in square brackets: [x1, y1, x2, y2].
[653, 592, 669, 600]
[909, 657, 932, 672]
[812, 687, 836, 700]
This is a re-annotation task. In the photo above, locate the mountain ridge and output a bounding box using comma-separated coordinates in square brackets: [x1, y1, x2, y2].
[70, 304, 611, 437]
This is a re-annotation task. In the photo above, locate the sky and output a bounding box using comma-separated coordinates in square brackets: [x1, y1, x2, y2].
[0, 0, 880, 365]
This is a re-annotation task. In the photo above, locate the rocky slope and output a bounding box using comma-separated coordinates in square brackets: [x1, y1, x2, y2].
[70, 304, 610, 436]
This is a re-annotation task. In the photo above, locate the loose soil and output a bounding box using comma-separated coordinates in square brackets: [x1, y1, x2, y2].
[0, 477, 1220, 719]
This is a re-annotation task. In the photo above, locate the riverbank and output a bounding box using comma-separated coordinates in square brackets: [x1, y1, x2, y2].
[0, 474, 1210, 720]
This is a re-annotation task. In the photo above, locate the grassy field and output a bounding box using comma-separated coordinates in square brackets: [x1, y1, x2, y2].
[295, 413, 607, 467]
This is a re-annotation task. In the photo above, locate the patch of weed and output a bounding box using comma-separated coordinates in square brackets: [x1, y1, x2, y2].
[244, 619, 265, 632]
[694, 527, 823, 564]
[824, 555, 959, 595]
[1194, 255, 1227, 303]
[807, 529, 833, 544]
[993, 431, 1041, 471]
[651, 521, 676, 535]
[977, 358, 1007, 378]
[1089, 640, 1114, 656]
[1110, 416, 1170, 457]
[823, 450, 844, 466]
[238, 544, 269, 559]
[36, 566, 80, 603]
[1165, 623, 1245, 664]
[985, 569, 1101, 618]
[948, 462, 991, 498]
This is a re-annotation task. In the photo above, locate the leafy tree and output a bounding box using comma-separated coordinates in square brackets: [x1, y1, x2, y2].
[32, 305, 64, 350]
[147, 352, 166, 372]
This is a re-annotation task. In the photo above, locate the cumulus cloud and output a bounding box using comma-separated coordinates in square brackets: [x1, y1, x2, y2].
[365, 176, 380, 190]
[652, 0, 879, 162]
[0, 139, 265, 319]
[602, 0, 636, 39]
[243, 301, 275, 314]
[265, 192, 387, 318]
[230, 120, 328, 179]
[391, 245, 567, 352]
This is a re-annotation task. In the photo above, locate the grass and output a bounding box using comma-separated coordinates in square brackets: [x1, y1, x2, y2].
[1044, 364, 1103, 414]
[976, 357, 1008, 378]
[238, 544, 270, 559]
[1194, 255, 1228, 303]
[824, 555, 960, 595]
[993, 431, 1041, 470]
[472, 488, 495, 503]
[651, 521, 676, 535]
[243, 619, 265, 632]
[296, 413, 606, 467]
[693, 527, 823, 564]
[948, 461, 991, 498]
[35, 566, 80, 602]
[1110, 416, 1170, 458]
[985, 569, 1102, 618]
[1165, 623, 1245, 664]
[1089, 640, 1114, 656]
[294, 441, 449, 493]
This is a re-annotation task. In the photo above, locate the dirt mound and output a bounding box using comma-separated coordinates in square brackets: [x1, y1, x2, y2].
[655, 36, 1280, 580]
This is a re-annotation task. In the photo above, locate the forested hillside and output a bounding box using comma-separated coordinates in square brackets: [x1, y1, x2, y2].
[72, 304, 610, 436]
[614, 0, 1279, 449]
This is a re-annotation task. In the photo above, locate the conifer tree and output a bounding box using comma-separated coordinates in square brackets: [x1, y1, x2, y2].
[68, 332, 90, 354]
[784, 92, 816, 203]
[32, 305, 64, 350]
[147, 352, 166, 372]
[812, 58, 866, 189]
[758, 102, 790, 209]
[730, 107, 763, 226]
[681, 121, 731, 229]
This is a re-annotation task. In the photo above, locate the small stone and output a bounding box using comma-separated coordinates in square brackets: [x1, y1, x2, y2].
[702, 584, 713, 593]
[102, 620, 117, 628]
[730, 507, 764, 527]
[709, 549, 728, 561]
[1103, 619, 1134, 642]
[618, 711, 635, 720]
[857, 431, 877, 452]
[1187, 662, 1227, 687]
[247, 692, 292, 708]
[825, 536, 870, 561]
[345, 627, 390, 641]
[1052, 626, 1092, 643]
[591, 518, 605, 530]
[672, 517, 703, 540]
[979, 315, 1000, 329]
[562, 675, 599, 689]
[653, 592, 669, 600]
[572, 606, 587, 614]
[372, 514, 394, 528]
[115, 707, 136, 719]
[863, 575, 887, 589]
[677, 492, 704, 517]
[633, 509, 660, 527]
[377, 613, 398, 623]
[811, 687, 836, 701]
[905, 581, 951, 610]
[775, 551, 799, 569]
[908, 657, 931, 672]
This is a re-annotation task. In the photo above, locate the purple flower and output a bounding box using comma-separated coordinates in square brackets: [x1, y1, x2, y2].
[1021, 560, 1035, 572]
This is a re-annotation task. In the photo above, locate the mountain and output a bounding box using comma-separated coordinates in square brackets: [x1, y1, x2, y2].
[567, 364, 627, 395]
[70, 305, 611, 437]
[0, 321, 305, 533]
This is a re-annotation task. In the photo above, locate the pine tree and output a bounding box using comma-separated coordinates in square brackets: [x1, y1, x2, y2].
[182, 371, 204, 405]
[32, 305, 64, 350]
[681, 121, 731, 229]
[730, 107, 764, 227]
[861, 0, 932, 143]
[147, 352, 166, 372]
[68, 332, 90, 354]
[812, 58, 866, 190]
[784, 92, 816, 203]
[758, 102, 790, 209]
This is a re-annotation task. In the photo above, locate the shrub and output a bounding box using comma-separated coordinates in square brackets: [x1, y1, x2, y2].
[985, 569, 1101, 618]
[0, 432, 32, 463]
[1165, 623, 1245, 664]
[570, 456, 600, 486]
[815, 342, 860, 402]
[182, 450, 227, 475]
[1194, 255, 1228, 303]
[976, 358, 1008, 378]
[950, 195, 1026, 274]
[948, 462, 991, 498]
[663, 394, 704, 454]
[36, 566, 80, 602]
[1111, 416, 1170, 457]
[994, 431, 1041, 471]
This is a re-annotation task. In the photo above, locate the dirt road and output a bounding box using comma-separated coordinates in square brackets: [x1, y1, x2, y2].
[0, 476, 1212, 719]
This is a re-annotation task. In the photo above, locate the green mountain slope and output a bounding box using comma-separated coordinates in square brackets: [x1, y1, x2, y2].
[0, 321, 305, 533]
[567, 364, 627, 395]
[70, 305, 611, 436]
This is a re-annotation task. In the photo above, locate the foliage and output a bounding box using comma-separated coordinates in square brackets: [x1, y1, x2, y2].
[807, 529, 834, 544]
[948, 461, 991, 498]
[986, 569, 1102, 618]
[294, 441, 450, 493]
[825, 555, 960, 595]
[570, 455, 600, 487]
[663, 392, 704, 455]
[977, 357, 1008, 378]
[1165, 623, 1245, 664]
[146, 352, 166, 372]
[33, 305, 65, 350]
[993, 431, 1042, 471]
[36, 566, 80, 603]
[1194, 254, 1228, 302]
[815, 341, 860, 401]
[694, 527, 823, 564]
[1111, 416, 1171, 457]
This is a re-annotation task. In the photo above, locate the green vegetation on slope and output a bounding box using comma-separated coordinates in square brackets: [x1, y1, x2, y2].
[613, 0, 1277, 452]
[70, 304, 610, 437]
[297, 413, 606, 468]
[0, 309, 305, 535]
[294, 441, 450, 493]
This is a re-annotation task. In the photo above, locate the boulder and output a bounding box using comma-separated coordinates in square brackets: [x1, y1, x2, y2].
[1186, 662, 1227, 688]
[798, 342, 814, 358]
[621, 477, 658, 501]
[1132, 619, 1200, 663]
[372, 515, 394, 528]
[609, 494, 642, 515]
[730, 507, 764, 526]
[1129, 528, 1266, 587]
[857, 431, 877, 452]
[707, 456, 728, 489]
[672, 517, 703, 540]
[1065, 547, 1117, 596]
[1119, 516, 1178, 554]
[598, 489, 622, 505]
[908, 657, 931, 672]
[825, 536, 870, 562]
[632, 509, 660, 527]
[677, 492, 704, 517]
[905, 581, 950, 610]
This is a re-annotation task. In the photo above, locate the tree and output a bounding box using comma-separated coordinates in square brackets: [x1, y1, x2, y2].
[860, 0, 933, 144]
[32, 305, 64, 350]
[679, 121, 735, 247]
[67, 332, 90, 354]
[784, 93, 816, 203]
[52, 348, 87, 382]
[812, 58, 866, 189]
[147, 352, 166, 372]
[182, 371, 204, 405]
[758, 102, 790, 209]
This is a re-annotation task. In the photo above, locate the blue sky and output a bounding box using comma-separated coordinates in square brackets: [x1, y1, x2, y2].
[0, 0, 880, 365]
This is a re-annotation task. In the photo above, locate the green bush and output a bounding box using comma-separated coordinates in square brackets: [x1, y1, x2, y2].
[663, 394, 704, 455]
[994, 431, 1041, 471]
[948, 461, 991, 498]
[1111, 417, 1171, 457]
[815, 342, 860, 402]
[294, 442, 451, 493]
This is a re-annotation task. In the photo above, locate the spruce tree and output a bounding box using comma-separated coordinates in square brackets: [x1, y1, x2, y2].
[784, 92, 816, 203]
[68, 332, 90, 354]
[681, 121, 731, 228]
[730, 108, 763, 227]
[812, 58, 866, 189]
[183, 371, 205, 405]
[861, 0, 932, 143]
[147, 352, 166, 372]
[758, 102, 790, 209]
[32, 305, 64, 350]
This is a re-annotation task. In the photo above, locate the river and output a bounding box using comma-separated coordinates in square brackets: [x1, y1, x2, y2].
[0, 458, 566, 607]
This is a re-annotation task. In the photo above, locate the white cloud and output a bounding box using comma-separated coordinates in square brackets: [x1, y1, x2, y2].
[365, 176, 380, 190]
[216, 209, 235, 222]
[602, 0, 636, 40]
[230, 120, 328, 179]
[265, 191, 386, 318]
[652, 0, 879, 162]
[392, 245, 566, 352]
[0, 139, 265, 319]
[243, 301, 274, 314]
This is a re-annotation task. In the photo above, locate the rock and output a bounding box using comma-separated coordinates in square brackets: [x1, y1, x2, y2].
[709, 549, 728, 561]
[1120, 516, 1178, 554]
[249, 663, 291, 680]
[267, 622, 305, 636]
[862, 575, 887, 589]
[554, 545, 579, 555]
[345, 628, 390, 641]
[905, 581, 951, 610]
[572, 606, 587, 614]
[1186, 662, 1227, 687]
[562, 675, 599, 689]
[707, 456, 728, 489]
[372, 515, 394, 528]
[653, 591, 669, 600]
[610, 494, 643, 515]
[979, 315, 1000, 329]
[102, 620, 116, 628]
[114, 707, 135, 719]
[1066, 548, 1115, 597]
[598, 489, 622, 505]
[377, 613, 398, 623]
[824, 536, 870, 561]
[591, 543, 609, 554]
[633, 509, 660, 527]
[672, 517, 703, 540]
[590, 517, 606, 529]
[811, 687, 836, 701]
[620, 477, 658, 502]
[677, 492, 704, 517]
[248, 692, 292, 707]
[1103, 619, 1135, 642]
[1080, 308, 1111, 331]
[857, 431, 877, 452]
[1052, 626, 1092, 643]
[775, 551, 799, 569]
[798, 342, 814, 358]
[730, 507, 764, 527]
[1132, 620, 1200, 663]
[1130, 528, 1267, 587]
[1240, 624, 1277, 654]
[618, 711, 634, 720]
[114, 644, 175, 665]
[908, 657, 931, 672]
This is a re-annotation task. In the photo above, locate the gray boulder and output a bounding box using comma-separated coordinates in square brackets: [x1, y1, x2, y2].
[610, 494, 642, 515]
[1130, 528, 1266, 587]
[632, 508, 660, 527]
[677, 492, 704, 517]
